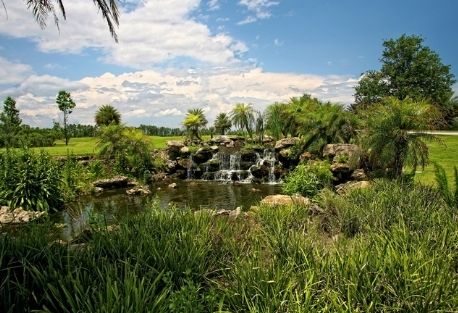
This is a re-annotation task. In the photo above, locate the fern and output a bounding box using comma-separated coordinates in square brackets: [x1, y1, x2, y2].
[433, 162, 457, 208]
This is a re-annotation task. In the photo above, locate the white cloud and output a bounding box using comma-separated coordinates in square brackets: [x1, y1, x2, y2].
[1, 57, 357, 127]
[238, 0, 279, 24]
[0, 0, 247, 68]
[0, 57, 33, 85]
[207, 0, 220, 11]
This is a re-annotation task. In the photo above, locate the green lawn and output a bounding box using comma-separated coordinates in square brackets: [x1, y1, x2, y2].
[30, 135, 185, 156]
[415, 135, 458, 185]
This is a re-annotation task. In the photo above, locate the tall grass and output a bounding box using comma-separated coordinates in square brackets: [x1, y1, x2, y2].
[1, 180, 458, 312]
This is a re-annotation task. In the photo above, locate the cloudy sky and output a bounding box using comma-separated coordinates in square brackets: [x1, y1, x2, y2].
[0, 0, 457, 127]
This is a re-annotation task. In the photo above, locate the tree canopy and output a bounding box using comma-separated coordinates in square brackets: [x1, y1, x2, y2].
[95, 104, 121, 126]
[56, 90, 76, 145]
[0, 97, 22, 148]
[354, 35, 456, 114]
[213, 113, 232, 135]
[182, 108, 207, 142]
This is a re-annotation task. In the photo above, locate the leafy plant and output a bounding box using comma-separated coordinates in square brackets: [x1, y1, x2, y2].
[95, 104, 121, 126]
[433, 163, 458, 208]
[283, 161, 332, 197]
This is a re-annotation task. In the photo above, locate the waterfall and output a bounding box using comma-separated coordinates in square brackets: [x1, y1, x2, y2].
[186, 156, 194, 180]
[261, 149, 277, 184]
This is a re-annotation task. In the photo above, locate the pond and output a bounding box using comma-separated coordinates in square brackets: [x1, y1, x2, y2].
[60, 180, 282, 240]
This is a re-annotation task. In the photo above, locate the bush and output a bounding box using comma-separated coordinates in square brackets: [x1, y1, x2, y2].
[282, 160, 332, 197]
[0, 149, 63, 211]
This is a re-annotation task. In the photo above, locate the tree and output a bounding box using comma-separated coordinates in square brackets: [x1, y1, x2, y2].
[182, 108, 207, 142]
[7, 0, 120, 41]
[354, 35, 456, 117]
[95, 104, 121, 126]
[56, 90, 76, 146]
[230, 103, 255, 138]
[213, 113, 232, 135]
[0, 96, 22, 148]
[360, 97, 440, 178]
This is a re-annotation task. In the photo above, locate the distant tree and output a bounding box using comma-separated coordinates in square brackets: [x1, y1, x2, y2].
[56, 90, 76, 146]
[254, 110, 266, 142]
[354, 34, 456, 122]
[230, 103, 255, 138]
[95, 104, 121, 126]
[360, 97, 440, 178]
[213, 113, 232, 135]
[182, 108, 207, 142]
[0, 96, 22, 148]
[266, 102, 295, 139]
[9, 0, 120, 41]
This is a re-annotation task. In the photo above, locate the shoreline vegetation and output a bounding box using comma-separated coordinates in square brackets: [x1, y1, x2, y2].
[2, 180, 458, 312]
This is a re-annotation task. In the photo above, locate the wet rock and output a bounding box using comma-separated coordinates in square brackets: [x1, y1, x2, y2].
[210, 145, 219, 153]
[152, 172, 167, 182]
[201, 159, 221, 172]
[351, 169, 368, 181]
[0, 206, 47, 224]
[167, 140, 185, 159]
[240, 149, 258, 163]
[278, 148, 299, 168]
[274, 137, 300, 150]
[166, 160, 178, 173]
[335, 181, 371, 195]
[260, 194, 310, 207]
[93, 187, 104, 193]
[126, 186, 151, 196]
[93, 176, 130, 189]
[250, 164, 269, 179]
[192, 147, 213, 164]
[179, 146, 190, 157]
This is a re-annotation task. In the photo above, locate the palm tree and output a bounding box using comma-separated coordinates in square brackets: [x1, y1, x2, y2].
[95, 105, 121, 126]
[213, 113, 232, 135]
[230, 103, 255, 138]
[12, 0, 119, 41]
[360, 97, 440, 178]
[182, 108, 207, 142]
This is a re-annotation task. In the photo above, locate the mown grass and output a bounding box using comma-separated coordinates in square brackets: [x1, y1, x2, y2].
[415, 135, 458, 185]
[1, 180, 457, 312]
[27, 135, 186, 156]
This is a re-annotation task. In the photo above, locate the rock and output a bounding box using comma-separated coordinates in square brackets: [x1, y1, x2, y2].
[179, 146, 190, 157]
[192, 147, 213, 164]
[351, 169, 368, 181]
[335, 181, 371, 195]
[93, 176, 130, 189]
[126, 186, 151, 196]
[168, 182, 177, 189]
[230, 207, 241, 219]
[251, 188, 261, 192]
[93, 187, 104, 193]
[278, 148, 299, 168]
[330, 163, 352, 173]
[274, 137, 300, 150]
[177, 158, 192, 169]
[262, 135, 275, 143]
[210, 145, 219, 152]
[167, 140, 185, 159]
[323, 144, 360, 159]
[167, 140, 185, 149]
[260, 194, 310, 207]
[299, 151, 313, 162]
[0, 206, 47, 224]
[201, 159, 221, 172]
[249, 164, 269, 179]
[152, 172, 167, 182]
[240, 149, 258, 163]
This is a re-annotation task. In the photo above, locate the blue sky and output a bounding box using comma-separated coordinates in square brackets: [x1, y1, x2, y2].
[0, 0, 457, 127]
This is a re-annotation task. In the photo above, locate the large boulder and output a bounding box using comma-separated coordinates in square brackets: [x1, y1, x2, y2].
[126, 186, 151, 196]
[274, 137, 300, 150]
[201, 159, 221, 172]
[93, 176, 130, 189]
[335, 180, 371, 195]
[167, 140, 185, 159]
[0, 206, 47, 224]
[323, 144, 360, 160]
[260, 194, 310, 207]
[351, 169, 368, 181]
[192, 147, 213, 164]
[250, 164, 269, 179]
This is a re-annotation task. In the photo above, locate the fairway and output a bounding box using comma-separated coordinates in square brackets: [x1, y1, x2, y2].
[30, 135, 186, 156]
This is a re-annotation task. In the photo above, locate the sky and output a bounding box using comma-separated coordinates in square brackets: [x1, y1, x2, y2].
[0, 0, 457, 128]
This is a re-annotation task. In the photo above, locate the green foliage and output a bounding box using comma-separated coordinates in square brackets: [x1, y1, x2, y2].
[266, 101, 298, 139]
[0, 96, 22, 148]
[183, 108, 207, 142]
[354, 34, 456, 125]
[283, 161, 332, 197]
[2, 180, 458, 312]
[433, 163, 458, 208]
[97, 124, 153, 180]
[95, 104, 121, 126]
[360, 97, 440, 178]
[0, 149, 62, 211]
[230, 103, 255, 138]
[56, 90, 76, 146]
[213, 112, 232, 135]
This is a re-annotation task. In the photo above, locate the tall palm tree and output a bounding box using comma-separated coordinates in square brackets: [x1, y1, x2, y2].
[95, 105, 121, 126]
[213, 113, 232, 135]
[182, 108, 207, 142]
[14, 0, 119, 41]
[230, 103, 255, 138]
[360, 97, 440, 178]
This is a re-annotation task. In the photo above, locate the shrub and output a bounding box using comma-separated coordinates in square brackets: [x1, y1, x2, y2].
[282, 160, 332, 197]
[0, 149, 63, 211]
